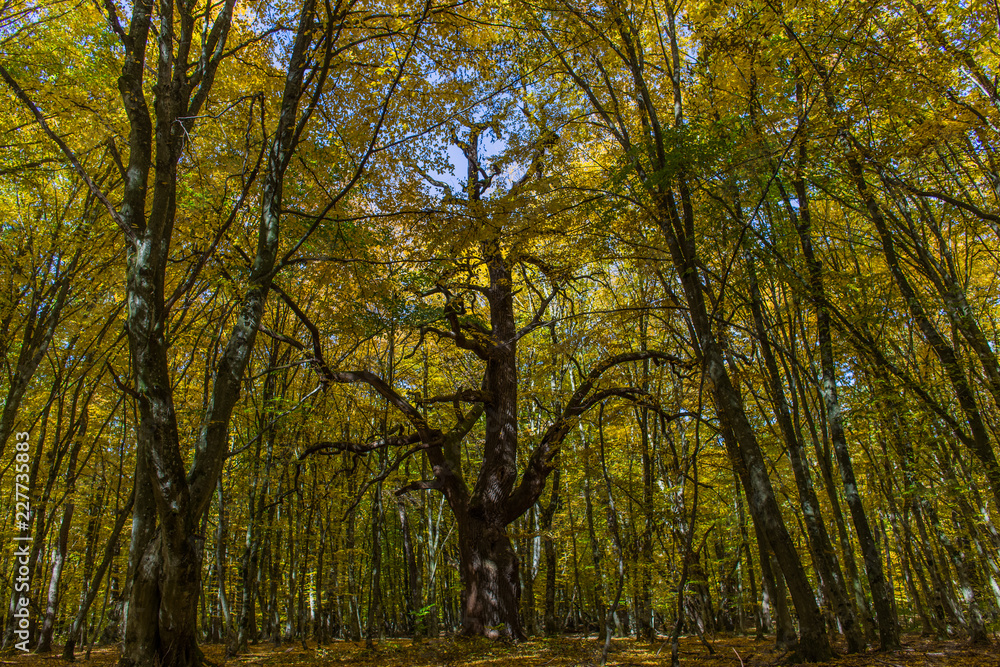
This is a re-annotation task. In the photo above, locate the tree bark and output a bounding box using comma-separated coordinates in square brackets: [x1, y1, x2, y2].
[115, 0, 330, 662]
[794, 166, 900, 650]
[748, 210, 864, 653]
[542, 466, 560, 635]
[397, 498, 422, 640]
[37, 410, 88, 653]
[456, 510, 524, 639]
[63, 490, 134, 661]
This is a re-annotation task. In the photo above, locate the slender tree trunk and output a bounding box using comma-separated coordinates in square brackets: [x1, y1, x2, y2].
[0, 258, 75, 462]
[397, 498, 422, 641]
[756, 528, 796, 649]
[2, 388, 57, 649]
[37, 416, 87, 652]
[345, 471, 361, 640]
[584, 452, 607, 640]
[365, 482, 383, 647]
[542, 466, 560, 635]
[746, 252, 864, 652]
[734, 477, 763, 638]
[925, 503, 989, 643]
[848, 155, 1000, 509]
[63, 490, 133, 661]
[790, 146, 900, 649]
[637, 309, 655, 642]
[216, 481, 232, 644]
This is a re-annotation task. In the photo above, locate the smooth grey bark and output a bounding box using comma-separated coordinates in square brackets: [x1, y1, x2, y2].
[232, 346, 285, 654]
[756, 527, 796, 649]
[215, 481, 232, 644]
[637, 309, 655, 642]
[792, 349, 876, 637]
[2, 381, 61, 648]
[924, 502, 989, 643]
[396, 498, 422, 639]
[595, 406, 627, 665]
[584, 447, 607, 640]
[365, 481, 383, 647]
[786, 8, 1000, 512]
[733, 476, 763, 638]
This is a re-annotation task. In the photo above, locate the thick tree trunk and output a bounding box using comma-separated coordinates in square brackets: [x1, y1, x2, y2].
[457, 512, 525, 640]
[158, 529, 205, 666]
[111, 0, 325, 662]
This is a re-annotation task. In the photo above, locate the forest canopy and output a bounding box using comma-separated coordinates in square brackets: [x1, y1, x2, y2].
[0, 0, 999, 665]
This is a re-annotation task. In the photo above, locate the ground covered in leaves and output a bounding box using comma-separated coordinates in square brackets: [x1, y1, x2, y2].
[4, 635, 997, 666]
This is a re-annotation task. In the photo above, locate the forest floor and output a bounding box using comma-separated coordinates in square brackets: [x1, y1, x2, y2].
[3, 635, 997, 666]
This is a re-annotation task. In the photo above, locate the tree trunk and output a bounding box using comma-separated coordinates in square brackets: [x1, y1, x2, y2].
[113, 0, 331, 663]
[584, 455, 607, 640]
[0, 252, 76, 463]
[63, 490, 133, 661]
[2, 388, 55, 649]
[38, 412, 88, 653]
[848, 154, 1000, 510]
[788, 140, 900, 649]
[542, 467, 560, 635]
[756, 528, 797, 649]
[794, 358, 876, 637]
[637, 309, 655, 642]
[37, 498, 74, 652]
[365, 482, 383, 647]
[216, 481, 232, 645]
[397, 498, 422, 640]
[746, 251, 864, 652]
[457, 510, 524, 640]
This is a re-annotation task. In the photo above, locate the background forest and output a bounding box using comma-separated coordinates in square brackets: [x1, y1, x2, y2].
[0, 0, 998, 664]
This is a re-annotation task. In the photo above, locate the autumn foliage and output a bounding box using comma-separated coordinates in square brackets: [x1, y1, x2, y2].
[0, 0, 998, 665]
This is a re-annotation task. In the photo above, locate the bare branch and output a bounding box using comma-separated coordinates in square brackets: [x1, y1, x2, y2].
[395, 479, 442, 496]
[299, 432, 422, 460]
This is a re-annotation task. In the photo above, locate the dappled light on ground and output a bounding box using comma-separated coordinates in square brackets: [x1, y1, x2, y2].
[5, 636, 996, 666]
